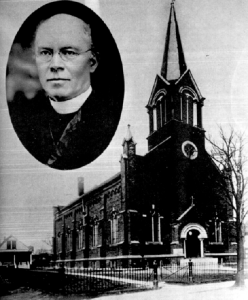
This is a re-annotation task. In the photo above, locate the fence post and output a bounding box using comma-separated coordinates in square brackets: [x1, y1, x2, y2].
[188, 259, 193, 282]
[153, 260, 158, 289]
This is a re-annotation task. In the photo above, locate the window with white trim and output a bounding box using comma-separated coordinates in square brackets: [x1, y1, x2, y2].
[214, 220, 223, 243]
[180, 90, 195, 125]
[7, 240, 16, 250]
[158, 102, 162, 128]
[92, 223, 99, 247]
[153, 108, 157, 131]
[193, 102, 198, 126]
[150, 204, 163, 243]
[209, 217, 223, 244]
[186, 97, 189, 124]
[151, 214, 162, 242]
[78, 228, 83, 250]
[66, 228, 72, 252]
[111, 217, 118, 244]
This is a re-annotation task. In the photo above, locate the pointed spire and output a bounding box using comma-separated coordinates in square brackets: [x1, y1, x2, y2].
[161, 1, 187, 81]
[123, 124, 134, 143]
[122, 124, 136, 156]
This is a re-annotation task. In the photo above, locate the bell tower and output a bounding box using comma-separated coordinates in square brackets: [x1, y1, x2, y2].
[146, 1, 205, 152]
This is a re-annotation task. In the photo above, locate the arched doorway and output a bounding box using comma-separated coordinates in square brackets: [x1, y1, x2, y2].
[185, 229, 200, 258]
[180, 223, 208, 258]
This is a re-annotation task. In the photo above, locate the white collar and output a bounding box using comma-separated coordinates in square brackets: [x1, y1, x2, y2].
[49, 86, 92, 114]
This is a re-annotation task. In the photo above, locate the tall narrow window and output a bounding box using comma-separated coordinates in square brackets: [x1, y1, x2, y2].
[157, 96, 163, 128]
[186, 98, 189, 124]
[149, 110, 154, 134]
[70, 232, 72, 251]
[78, 228, 83, 250]
[159, 102, 163, 127]
[180, 90, 195, 124]
[7, 241, 11, 249]
[164, 100, 167, 123]
[180, 96, 183, 121]
[78, 230, 81, 250]
[158, 216, 163, 243]
[193, 102, 198, 126]
[57, 232, 62, 253]
[66, 228, 72, 252]
[92, 223, 99, 247]
[12, 240, 16, 249]
[151, 207, 162, 243]
[153, 108, 157, 131]
[111, 217, 118, 244]
[151, 214, 157, 242]
[215, 220, 222, 243]
[82, 228, 86, 249]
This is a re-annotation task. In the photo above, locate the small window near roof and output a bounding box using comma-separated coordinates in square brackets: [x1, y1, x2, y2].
[12, 240, 16, 249]
[7, 241, 11, 249]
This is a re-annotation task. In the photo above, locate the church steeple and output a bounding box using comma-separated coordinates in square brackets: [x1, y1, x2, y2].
[146, 1, 205, 152]
[161, 1, 187, 81]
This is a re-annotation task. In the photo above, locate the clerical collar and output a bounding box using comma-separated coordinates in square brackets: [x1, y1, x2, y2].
[49, 86, 92, 114]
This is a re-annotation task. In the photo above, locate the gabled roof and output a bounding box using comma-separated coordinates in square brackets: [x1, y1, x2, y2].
[177, 203, 195, 222]
[161, 2, 187, 81]
[175, 69, 204, 101]
[147, 74, 170, 108]
[0, 235, 32, 252]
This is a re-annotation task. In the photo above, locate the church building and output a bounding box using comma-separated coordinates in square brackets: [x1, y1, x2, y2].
[53, 2, 235, 267]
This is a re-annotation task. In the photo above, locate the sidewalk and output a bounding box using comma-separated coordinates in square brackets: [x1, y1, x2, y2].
[98, 280, 248, 300]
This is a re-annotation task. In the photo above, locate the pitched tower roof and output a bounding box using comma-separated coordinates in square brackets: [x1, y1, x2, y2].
[122, 124, 135, 145]
[161, 1, 187, 81]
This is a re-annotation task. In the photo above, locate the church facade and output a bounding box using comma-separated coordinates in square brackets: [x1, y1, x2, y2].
[53, 3, 236, 267]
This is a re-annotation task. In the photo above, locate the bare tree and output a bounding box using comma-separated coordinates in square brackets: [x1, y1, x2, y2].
[35, 247, 51, 255]
[35, 239, 53, 255]
[207, 126, 247, 287]
[42, 238, 53, 248]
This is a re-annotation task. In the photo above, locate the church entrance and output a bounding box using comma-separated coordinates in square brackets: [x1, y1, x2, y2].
[185, 229, 200, 258]
[180, 223, 208, 258]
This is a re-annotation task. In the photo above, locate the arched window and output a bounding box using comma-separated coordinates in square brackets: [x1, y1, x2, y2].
[153, 108, 157, 131]
[179, 88, 197, 125]
[193, 102, 198, 126]
[151, 90, 167, 132]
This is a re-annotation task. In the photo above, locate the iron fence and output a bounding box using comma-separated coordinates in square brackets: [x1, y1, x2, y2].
[160, 260, 237, 283]
[64, 267, 153, 293]
[0, 256, 242, 295]
[0, 266, 153, 295]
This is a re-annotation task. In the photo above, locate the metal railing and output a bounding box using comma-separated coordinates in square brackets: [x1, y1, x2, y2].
[1, 255, 242, 295]
[160, 260, 237, 283]
[0, 266, 153, 295]
[63, 266, 152, 293]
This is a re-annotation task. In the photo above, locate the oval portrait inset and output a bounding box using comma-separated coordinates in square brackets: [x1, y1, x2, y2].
[6, 1, 124, 170]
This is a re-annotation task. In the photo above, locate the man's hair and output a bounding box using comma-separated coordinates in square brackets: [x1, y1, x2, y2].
[33, 13, 93, 47]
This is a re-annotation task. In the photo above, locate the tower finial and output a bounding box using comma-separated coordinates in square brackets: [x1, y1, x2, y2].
[171, 0, 176, 5]
[125, 124, 133, 141]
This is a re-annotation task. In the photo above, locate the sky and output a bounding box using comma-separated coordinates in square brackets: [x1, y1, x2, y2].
[0, 0, 248, 252]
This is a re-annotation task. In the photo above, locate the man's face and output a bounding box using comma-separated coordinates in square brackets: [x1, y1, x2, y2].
[34, 14, 97, 101]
